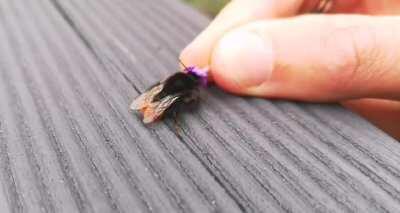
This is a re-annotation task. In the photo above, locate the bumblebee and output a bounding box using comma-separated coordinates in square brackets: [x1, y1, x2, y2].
[130, 64, 208, 123]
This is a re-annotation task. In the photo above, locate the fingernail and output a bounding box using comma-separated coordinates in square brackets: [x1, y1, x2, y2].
[211, 30, 274, 92]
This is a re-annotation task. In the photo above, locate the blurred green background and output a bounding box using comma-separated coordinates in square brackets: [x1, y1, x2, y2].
[183, 0, 229, 17]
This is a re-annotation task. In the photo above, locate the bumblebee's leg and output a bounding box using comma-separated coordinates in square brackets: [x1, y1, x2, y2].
[166, 102, 182, 133]
[173, 107, 184, 133]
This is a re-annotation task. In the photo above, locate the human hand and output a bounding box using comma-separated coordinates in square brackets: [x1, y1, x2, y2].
[180, 0, 400, 139]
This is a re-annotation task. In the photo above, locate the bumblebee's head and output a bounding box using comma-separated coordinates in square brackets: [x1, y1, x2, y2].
[184, 66, 209, 87]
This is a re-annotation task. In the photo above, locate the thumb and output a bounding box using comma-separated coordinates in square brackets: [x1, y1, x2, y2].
[211, 15, 400, 101]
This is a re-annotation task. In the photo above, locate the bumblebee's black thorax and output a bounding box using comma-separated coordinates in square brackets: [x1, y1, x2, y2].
[154, 72, 199, 101]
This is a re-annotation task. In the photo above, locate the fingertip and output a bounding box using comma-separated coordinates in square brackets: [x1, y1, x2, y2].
[210, 29, 275, 95]
[179, 38, 209, 69]
[179, 0, 302, 74]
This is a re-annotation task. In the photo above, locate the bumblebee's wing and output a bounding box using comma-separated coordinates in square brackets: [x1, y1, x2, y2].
[142, 95, 180, 123]
[130, 84, 163, 111]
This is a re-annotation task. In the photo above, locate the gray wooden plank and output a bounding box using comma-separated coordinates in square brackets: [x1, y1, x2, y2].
[0, 0, 398, 212]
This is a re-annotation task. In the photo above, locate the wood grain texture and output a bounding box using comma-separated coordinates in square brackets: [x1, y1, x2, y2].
[0, 0, 398, 212]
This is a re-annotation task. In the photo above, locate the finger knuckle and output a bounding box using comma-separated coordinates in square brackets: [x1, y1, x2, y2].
[322, 24, 385, 93]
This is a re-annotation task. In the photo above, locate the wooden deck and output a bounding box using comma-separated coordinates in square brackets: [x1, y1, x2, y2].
[0, 0, 399, 212]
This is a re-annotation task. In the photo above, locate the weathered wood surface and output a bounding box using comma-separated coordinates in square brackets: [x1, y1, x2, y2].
[0, 0, 399, 212]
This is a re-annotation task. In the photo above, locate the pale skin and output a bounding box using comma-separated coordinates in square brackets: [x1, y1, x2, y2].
[180, 0, 400, 140]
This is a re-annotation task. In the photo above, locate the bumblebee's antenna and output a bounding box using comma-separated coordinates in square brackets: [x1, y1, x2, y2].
[179, 59, 189, 71]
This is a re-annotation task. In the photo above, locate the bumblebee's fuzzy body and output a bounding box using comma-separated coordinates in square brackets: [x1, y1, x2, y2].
[130, 70, 205, 123]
